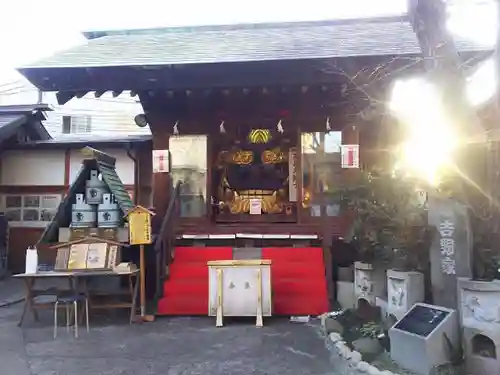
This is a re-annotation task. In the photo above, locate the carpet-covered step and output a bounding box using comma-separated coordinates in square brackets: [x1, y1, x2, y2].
[157, 246, 232, 315]
[157, 246, 329, 316]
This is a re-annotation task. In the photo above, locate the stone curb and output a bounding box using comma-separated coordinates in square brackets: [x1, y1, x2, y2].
[320, 314, 403, 375]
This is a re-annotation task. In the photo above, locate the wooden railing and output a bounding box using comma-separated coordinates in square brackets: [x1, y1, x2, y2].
[154, 181, 182, 301]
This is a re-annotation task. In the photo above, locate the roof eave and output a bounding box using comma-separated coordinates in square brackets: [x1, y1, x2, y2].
[5, 137, 152, 150]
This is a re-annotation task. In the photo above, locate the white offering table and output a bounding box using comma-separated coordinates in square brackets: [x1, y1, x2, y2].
[208, 259, 272, 327]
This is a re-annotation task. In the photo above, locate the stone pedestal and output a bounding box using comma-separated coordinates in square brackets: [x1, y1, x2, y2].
[336, 281, 355, 309]
[338, 265, 354, 282]
[387, 269, 425, 320]
[458, 278, 500, 375]
[354, 261, 385, 306]
[389, 303, 459, 375]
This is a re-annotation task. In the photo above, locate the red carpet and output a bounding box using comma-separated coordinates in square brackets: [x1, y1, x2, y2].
[157, 246, 328, 316]
[262, 247, 329, 315]
[157, 247, 232, 315]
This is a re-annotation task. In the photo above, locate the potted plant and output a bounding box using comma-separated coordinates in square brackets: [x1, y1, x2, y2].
[335, 166, 431, 315]
[337, 166, 430, 270]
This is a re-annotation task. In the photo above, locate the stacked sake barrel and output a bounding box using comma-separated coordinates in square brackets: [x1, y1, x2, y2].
[71, 170, 121, 229]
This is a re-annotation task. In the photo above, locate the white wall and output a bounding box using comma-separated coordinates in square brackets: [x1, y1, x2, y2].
[1, 148, 135, 186]
[69, 148, 135, 185]
[42, 92, 151, 137]
[0, 78, 151, 137]
[0, 150, 65, 185]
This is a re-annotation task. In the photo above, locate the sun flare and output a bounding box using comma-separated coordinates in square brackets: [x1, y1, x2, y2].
[390, 79, 458, 185]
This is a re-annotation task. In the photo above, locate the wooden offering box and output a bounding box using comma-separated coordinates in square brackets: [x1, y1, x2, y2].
[208, 259, 272, 327]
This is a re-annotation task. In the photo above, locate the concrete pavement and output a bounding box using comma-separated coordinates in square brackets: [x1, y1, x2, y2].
[0, 275, 25, 307]
[0, 301, 335, 375]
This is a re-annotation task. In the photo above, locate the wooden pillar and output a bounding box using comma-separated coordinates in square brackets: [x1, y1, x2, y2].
[296, 127, 303, 224]
[136, 144, 153, 208]
[340, 124, 360, 238]
[152, 132, 171, 222]
[321, 124, 360, 309]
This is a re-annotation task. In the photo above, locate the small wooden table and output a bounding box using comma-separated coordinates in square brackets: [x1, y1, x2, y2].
[14, 270, 139, 327]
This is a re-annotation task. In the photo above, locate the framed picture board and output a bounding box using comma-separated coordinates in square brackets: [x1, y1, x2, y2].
[68, 243, 89, 270]
[53, 236, 124, 271]
[86, 242, 108, 269]
[54, 247, 70, 271]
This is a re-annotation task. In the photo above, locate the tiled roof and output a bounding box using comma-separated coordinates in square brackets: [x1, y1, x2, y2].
[20, 16, 491, 70]
[0, 104, 52, 113]
[0, 114, 25, 132]
[98, 161, 134, 214]
[0, 105, 52, 143]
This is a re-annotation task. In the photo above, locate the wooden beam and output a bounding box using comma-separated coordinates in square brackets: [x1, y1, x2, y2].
[56, 91, 75, 105]
[81, 146, 117, 167]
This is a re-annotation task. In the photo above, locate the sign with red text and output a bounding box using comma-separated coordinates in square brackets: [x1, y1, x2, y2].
[153, 150, 170, 173]
[341, 144, 359, 169]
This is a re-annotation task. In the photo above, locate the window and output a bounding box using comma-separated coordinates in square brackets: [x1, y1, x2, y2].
[169, 135, 208, 218]
[2, 194, 61, 227]
[301, 131, 342, 217]
[62, 115, 92, 134]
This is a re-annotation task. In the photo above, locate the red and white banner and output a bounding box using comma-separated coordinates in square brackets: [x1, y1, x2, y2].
[341, 144, 359, 169]
[153, 150, 170, 173]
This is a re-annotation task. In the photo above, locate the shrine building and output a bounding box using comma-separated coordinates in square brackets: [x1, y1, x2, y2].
[17, 15, 487, 315]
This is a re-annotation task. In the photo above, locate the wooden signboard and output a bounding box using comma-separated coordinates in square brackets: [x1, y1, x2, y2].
[86, 242, 108, 269]
[107, 245, 119, 269]
[126, 206, 155, 245]
[54, 247, 70, 270]
[125, 206, 156, 321]
[51, 236, 123, 271]
[68, 243, 88, 270]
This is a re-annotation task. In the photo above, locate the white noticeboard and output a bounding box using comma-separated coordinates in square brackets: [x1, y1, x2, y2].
[249, 199, 261, 215]
[153, 150, 170, 173]
[341, 144, 360, 169]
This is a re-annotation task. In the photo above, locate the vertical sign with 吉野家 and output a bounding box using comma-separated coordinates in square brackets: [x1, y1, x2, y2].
[153, 150, 170, 173]
[439, 217, 456, 275]
[428, 197, 472, 309]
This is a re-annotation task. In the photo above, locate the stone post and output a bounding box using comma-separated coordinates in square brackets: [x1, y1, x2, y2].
[427, 196, 473, 309]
